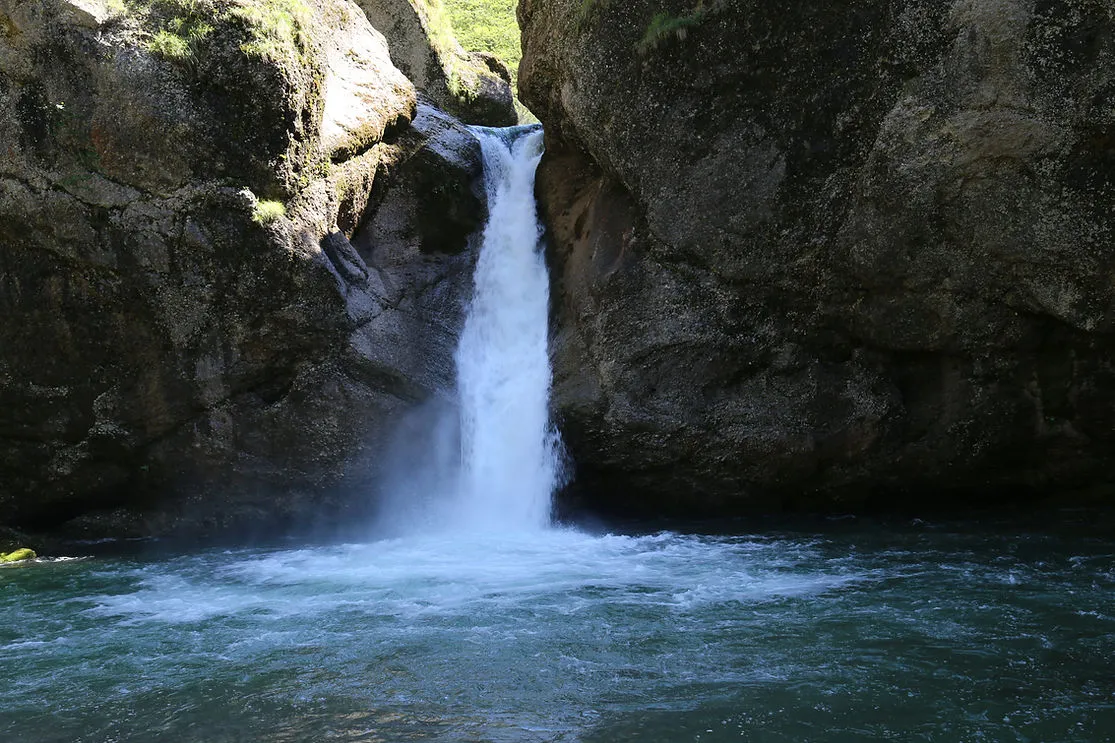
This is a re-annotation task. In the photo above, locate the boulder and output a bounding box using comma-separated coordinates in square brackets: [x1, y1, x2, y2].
[519, 0, 1115, 516]
[357, 0, 516, 126]
[0, 0, 484, 538]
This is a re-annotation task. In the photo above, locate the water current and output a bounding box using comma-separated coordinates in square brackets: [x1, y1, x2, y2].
[3, 517, 1114, 741]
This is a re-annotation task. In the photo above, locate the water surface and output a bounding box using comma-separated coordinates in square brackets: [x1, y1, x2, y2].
[3, 517, 1113, 742]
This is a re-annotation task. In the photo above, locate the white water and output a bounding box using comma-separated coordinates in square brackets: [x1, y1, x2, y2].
[376, 126, 561, 534]
[9, 522, 1114, 742]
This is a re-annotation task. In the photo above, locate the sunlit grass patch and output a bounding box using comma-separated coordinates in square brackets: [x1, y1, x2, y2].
[252, 199, 287, 224]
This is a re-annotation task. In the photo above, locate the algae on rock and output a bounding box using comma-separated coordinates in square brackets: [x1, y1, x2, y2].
[0, 548, 36, 563]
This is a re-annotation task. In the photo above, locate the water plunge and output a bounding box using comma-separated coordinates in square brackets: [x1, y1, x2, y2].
[6, 130, 1114, 743]
[377, 125, 561, 534]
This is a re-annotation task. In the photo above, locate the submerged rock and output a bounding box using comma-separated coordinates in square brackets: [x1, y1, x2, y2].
[0, 0, 485, 537]
[519, 0, 1115, 515]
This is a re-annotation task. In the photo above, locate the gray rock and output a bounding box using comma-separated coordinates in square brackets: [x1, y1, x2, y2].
[357, 0, 516, 126]
[0, 0, 485, 537]
[519, 0, 1115, 515]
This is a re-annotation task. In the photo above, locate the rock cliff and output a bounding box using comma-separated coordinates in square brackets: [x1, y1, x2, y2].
[357, 0, 516, 126]
[519, 0, 1115, 515]
[0, 0, 487, 538]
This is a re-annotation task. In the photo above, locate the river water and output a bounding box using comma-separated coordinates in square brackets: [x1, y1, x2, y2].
[3, 516, 1114, 742]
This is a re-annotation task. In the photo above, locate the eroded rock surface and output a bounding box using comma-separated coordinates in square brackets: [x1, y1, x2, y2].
[519, 0, 1115, 515]
[0, 0, 484, 537]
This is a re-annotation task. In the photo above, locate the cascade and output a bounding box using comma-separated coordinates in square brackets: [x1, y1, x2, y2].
[452, 125, 561, 531]
[375, 125, 561, 534]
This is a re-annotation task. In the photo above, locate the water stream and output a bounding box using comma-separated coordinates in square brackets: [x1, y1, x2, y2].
[451, 126, 561, 532]
[3, 129, 1114, 742]
[374, 125, 559, 535]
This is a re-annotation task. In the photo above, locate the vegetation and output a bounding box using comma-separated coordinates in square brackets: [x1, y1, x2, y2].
[120, 0, 312, 68]
[636, 7, 707, 55]
[252, 199, 288, 224]
[442, 0, 521, 81]
[439, 0, 538, 120]
[232, 0, 312, 63]
[576, 0, 611, 29]
[416, 0, 458, 54]
[579, 1, 720, 55]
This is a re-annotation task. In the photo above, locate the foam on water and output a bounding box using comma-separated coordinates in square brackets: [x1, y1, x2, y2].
[4, 524, 1115, 742]
[83, 532, 855, 625]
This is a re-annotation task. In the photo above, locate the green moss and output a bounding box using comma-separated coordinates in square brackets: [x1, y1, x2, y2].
[636, 8, 707, 54]
[514, 97, 539, 124]
[232, 0, 311, 63]
[252, 199, 287, 224]
[0, 548, 36, 563]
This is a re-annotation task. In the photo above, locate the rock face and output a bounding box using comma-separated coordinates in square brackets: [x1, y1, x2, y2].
[357, 0, 516, 126]
[0, 0, 486, 537]
[519, 0, 1115, 515]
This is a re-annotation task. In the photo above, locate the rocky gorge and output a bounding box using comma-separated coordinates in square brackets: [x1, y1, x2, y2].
[520, 0, 1115, 517]
[2, 0, 1114, 547]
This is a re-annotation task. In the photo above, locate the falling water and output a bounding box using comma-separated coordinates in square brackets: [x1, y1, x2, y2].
[451, 125, 560, 531]
[375, 125, 561, 534]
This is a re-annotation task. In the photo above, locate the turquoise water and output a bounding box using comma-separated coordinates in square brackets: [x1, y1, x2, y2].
[2, 516, 1113, 742]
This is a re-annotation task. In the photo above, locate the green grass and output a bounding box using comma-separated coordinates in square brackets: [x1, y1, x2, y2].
[121, 0, 312, 68]
[442, 0, 521, 82]
[416, 0, 458, 54]
[252, 199, 287, 224]
[232, 0, 311, 62]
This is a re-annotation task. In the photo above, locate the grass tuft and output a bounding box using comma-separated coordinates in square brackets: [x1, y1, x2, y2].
[636, 9, 707, 54]
[120, 0, 312, 70]
[232, 0, 311, 62]
[252, 199, 287, 224]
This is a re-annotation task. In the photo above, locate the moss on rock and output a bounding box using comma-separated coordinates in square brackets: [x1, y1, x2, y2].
[0, 548, 37, 563]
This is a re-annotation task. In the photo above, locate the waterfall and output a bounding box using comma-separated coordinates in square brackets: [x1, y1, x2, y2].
[452, 126, 560, 531]
[374, 125, 561, 535]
